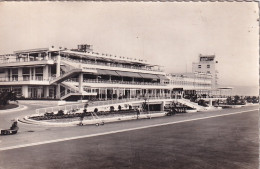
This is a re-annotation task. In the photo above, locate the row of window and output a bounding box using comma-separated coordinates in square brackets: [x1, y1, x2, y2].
[198, 64, 211, 68]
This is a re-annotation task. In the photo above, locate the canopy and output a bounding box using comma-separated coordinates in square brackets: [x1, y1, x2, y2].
[116, 71, 142, 78]
[156, 74, 169, 80]
[97, 69, 118, 76]
[139, 73, 159, 79]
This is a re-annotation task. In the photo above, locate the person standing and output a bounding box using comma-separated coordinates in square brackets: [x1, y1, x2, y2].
[136, 107, 140, 119]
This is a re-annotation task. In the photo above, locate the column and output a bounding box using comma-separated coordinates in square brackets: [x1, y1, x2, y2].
[18, 68, 22, 81]
[209, 99, 213, 106]
[9, 69, 12, 81]
[78, 73, 83, 93]
[29, 67, 32, 80]
[44, 86, 49, 98]
[56, 84, 60, 99]
[46, 52, 49, 60]
[161, 101, 165, 111]
[105, 88, 107, 100]
[33, 67, 36, 80]
[43, 65, 49, 81]
[56, 54, 61, 77]
[22, 85, 28, 98]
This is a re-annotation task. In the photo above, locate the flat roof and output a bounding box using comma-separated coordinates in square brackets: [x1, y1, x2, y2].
[61, 50, 154, 66]
[14, 48, 49, 54]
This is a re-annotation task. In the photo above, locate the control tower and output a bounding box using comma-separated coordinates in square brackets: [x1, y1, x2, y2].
[192, 54, 218, 89]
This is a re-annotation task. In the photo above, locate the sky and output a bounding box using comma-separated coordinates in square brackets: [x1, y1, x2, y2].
[0, 2, 259, 92]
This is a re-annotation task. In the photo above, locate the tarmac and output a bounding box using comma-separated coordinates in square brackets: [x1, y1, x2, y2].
[0, 107, 258, 169]
[0, 102, 258, 169]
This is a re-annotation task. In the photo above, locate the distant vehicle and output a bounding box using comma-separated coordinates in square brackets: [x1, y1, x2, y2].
[166, 108, 177, 116]
[1, 120, 19, 135]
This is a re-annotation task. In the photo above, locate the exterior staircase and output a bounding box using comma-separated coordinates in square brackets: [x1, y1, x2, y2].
[178, 99, 208, 111]
[50, 60, 83, 84]
[50, 68, 82, 84]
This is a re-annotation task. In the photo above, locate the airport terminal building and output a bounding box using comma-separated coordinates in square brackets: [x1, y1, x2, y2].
[0, 44, 216, 100]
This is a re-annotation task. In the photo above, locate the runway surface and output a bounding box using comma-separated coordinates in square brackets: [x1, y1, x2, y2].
[0, 105, 258, 169]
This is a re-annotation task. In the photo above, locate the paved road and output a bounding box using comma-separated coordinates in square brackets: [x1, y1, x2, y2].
[0, 106, 258, 169]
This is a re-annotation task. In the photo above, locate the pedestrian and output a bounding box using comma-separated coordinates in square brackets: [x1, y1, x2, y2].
[79, 112, 85, 126]
[136, 107, 140, 119]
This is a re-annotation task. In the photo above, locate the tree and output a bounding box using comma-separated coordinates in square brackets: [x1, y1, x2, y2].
[118, 105, 122, 111]
[234, 95, 240, 105]
[110, 106, 114, 112]
[94, 108, 98, 113]
[57, 110, 64, 116]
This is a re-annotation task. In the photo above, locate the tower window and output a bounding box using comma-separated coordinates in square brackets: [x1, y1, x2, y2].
[198, 65, 201, 68]
[207, 65, 210, 68]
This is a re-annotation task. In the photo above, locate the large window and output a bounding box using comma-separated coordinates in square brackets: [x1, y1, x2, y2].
[11, 68, 18, 81]
[28, 86, 43, 98]
[35, 67, 43, 80]
[23, 68, 30, 81]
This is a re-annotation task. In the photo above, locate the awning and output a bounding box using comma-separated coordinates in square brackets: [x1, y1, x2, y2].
[139, 73, 159, 79]
[156, 74, 169, 80]
[97, 69, 119, 76]
[116, 71, 142, 78]
[172, 88, 183, 91]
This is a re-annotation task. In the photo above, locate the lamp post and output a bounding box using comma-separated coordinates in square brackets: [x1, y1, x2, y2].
[144, 97, 151, 119]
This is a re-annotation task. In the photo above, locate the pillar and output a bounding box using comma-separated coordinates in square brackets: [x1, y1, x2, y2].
[10, 68, 12, 81]
[18, 68, 22, 81]
[161, 101, 165, 111]
[33, 67, 36, 80]
[22, 85, 28, 98]
[29, 67, 32, 80]
[56, 84, 60, 99]
[209, 99, 213, 106]
[105, 88, 107, 100]
[56, 54, 61, 77]
[78, 73, 83, 93]
[46, 52, 49, 60]
[44, 86, 49, 98]
[43, 65, 49, 81]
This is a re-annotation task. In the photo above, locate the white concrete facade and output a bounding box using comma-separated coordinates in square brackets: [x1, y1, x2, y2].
[0, 45, 214, 100]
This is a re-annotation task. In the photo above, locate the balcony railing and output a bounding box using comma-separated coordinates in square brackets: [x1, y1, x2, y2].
[65, 78, 166, 86]
[0, 76, 49, 82]
[0, 57, 50, 64]
[61, 57, 163, 72]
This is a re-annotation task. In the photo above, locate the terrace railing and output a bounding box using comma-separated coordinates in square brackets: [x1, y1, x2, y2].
[61, 57, 163, 72]
[65, 79, 166, 86]
[0, 76, 50, 82]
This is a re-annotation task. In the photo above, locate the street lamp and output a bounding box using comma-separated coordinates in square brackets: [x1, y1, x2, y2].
[144, 97, 151, 119]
